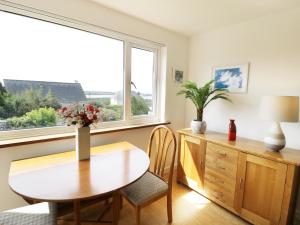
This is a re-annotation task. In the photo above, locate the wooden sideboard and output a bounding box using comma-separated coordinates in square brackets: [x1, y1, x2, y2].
[177, 129, 300, 225]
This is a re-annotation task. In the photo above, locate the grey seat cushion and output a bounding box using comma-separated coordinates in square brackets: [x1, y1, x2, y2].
[0, 202, 57, 225]
[121, 171, 168, 206]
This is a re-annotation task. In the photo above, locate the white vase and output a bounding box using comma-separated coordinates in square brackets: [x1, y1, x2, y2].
[191, 120, 207, 134]
[264, 121, 286, 151]
[76, 126, 90, 161]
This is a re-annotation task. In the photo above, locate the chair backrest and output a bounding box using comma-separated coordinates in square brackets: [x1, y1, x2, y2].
[147, 125, 177, 186]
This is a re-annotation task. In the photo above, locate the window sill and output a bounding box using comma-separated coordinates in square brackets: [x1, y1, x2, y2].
[0, 121, 171, 149]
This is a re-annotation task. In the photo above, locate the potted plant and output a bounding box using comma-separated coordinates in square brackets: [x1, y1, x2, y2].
[177, 80, 231, 134]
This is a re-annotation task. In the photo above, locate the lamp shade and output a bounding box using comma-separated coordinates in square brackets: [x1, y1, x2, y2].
[259, 96, 299, 122]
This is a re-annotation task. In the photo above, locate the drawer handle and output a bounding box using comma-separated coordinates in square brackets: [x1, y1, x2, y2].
[212, 190, 223, 199]
[217, 165, 226, 171]
[206, 177, 225, 184]
[215, 178, 224, 184]
[212, 159, 226, 170]
[217, 151, 227, 157]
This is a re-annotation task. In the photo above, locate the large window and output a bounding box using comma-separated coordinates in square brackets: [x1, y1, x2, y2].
[0, 7, 163, 138]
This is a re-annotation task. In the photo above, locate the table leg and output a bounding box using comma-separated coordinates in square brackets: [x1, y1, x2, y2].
[112, 191, 120, 225]
[73, 200, 81, 225]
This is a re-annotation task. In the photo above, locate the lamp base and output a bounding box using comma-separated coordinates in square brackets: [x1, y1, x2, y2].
[264, 122, 286, 151]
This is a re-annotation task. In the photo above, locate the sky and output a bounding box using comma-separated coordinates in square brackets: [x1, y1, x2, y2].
[0, 11, 153, 94]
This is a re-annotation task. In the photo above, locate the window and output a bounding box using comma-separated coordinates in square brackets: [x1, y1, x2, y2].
[131, 47, 155, 117]
[0, 6, 163, 140]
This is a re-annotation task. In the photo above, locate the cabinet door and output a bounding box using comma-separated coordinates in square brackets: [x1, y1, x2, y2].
[177, 134, 206, 190]
[236, 153, 287, 225]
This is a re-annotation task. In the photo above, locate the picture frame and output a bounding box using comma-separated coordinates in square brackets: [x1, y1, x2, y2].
[213, 63, 249, 93]
[173, 68, 184, 84]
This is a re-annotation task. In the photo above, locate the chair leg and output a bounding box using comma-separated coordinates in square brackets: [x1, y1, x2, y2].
[167, 193, 172, 223]
[135, 207, 141, 225]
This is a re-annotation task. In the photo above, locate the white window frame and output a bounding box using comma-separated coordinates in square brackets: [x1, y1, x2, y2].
[0, 0, 166, 141]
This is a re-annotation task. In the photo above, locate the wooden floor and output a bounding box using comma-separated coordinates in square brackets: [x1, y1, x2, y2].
[59, 181, 250, 225]
[118, 182, 249, 225]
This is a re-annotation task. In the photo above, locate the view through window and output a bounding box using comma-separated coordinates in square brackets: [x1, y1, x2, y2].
[0, 11, 157, 132]
[131, 47, 154, 116]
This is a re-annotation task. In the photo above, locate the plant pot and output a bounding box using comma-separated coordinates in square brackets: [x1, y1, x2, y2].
[76, 126, 90, 161]
[191, 120, 207, 134]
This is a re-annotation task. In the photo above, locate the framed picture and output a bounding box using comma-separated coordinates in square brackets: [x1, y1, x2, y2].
[213, 63, 249, 93]
[173, 69, 183, 84]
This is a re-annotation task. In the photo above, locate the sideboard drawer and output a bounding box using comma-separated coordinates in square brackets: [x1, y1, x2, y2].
[206, 142, 238, 163]
[205, 155, 237, 179]
[204, 168, 236, 194]
[205, 142, 238, 179]
[204, 180, 234, 208]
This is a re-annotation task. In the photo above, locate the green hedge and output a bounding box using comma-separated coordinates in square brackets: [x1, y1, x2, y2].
[6, 107, 58, 129]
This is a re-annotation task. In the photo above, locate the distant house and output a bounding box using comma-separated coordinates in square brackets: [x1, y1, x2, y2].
[3, 79, 86, 103]
[85, 91, 121, 105]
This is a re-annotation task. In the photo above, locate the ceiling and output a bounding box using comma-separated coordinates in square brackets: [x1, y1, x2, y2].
[91, 0, 300, 36]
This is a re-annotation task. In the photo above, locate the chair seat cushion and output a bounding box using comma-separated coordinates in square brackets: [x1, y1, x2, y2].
[121, 171, 168, 206]
[0, 202, 57, 225]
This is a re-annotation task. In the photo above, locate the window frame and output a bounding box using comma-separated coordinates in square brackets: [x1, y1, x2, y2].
[127, 43, 159, 120]
[0, 1, 165, 141]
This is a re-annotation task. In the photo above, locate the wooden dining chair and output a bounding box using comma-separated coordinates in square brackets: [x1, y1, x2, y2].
[120, 125, 177, 225]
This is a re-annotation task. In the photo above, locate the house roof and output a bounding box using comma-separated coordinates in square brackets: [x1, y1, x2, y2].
[3, 79, 86, 103]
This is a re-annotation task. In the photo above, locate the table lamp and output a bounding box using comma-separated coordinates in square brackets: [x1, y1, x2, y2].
[259, 96, 299, 151]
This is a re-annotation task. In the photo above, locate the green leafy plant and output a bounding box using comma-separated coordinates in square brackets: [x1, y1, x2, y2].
[6, 107, 58, 129]
[177, 80, 231, 121]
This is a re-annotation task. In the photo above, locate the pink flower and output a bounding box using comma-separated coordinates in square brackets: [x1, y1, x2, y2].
[86, 104, 94, 112]
[59, 103, 102, 127]
[58, 106, 67, 114]
[87, 114, 94, 120]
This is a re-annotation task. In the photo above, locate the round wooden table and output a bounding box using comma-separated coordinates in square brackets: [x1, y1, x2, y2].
[9, 142, 150, 225]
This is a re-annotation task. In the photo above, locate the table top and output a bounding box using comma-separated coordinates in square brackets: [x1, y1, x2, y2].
[179, 129, 300, 166]
[9, 142, 150, 202]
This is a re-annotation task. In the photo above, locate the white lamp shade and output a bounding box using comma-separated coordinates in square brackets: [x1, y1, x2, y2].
[259, 96, 299, 122]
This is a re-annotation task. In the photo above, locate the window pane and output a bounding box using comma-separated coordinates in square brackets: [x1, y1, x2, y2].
[0, 11, 124, 131]
[131, 48, 154, 116]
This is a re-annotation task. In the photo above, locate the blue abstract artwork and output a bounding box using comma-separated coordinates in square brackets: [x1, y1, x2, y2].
[213, 64, 248, 93]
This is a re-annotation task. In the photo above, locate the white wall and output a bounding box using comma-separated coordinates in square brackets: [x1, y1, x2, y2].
[187, 7, 300, 149]
[0, 0, 188, 211]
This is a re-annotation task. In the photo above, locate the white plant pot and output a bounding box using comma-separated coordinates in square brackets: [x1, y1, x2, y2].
[191, 120, 207, 134]
[76, 126, 90, 161]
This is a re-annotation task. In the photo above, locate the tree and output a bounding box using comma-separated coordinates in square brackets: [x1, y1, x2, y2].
[0, 82, 7, 106]
[131, 94, 150, 116]
[0, 82, 14, 119]
[0, 82, 6, 95]
[0, 87, 62, 119]
[41, 90, 61, 110]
